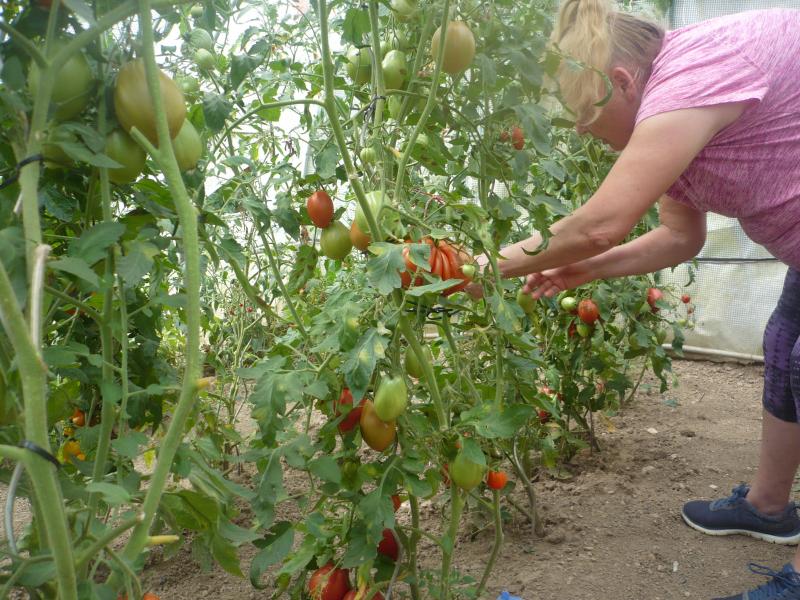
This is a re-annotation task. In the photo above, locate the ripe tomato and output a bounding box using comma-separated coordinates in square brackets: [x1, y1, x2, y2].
[517, 288, 535, 314]
[28, 43, 92, 121]
[391, 494, 402, 511]
[430, 21, 476, 75]
[359, 400, 396, 452]
[381, 50, 407, 90]
[193, 48, 216, 71]
[681, 293, 691, 304]
[374, 377, 407, 422]
[346, 47, 372, 86]
[537, 409, 550, 424]
[308, 563, 351, 600]
[355, 191, 386, 231]
[70, 408, 85, 427]
[377, 528, 399, 561]
[143, 594, 160, 600]
[307, 190, 334, 228]
[486, 470, 508, 490]
[577, 299, 599, 325]
[349, 222, 371, 251]
[511, 126, 524, 150]
[320, 222, 352, 260]
[172, 119, 203, 171]
[114, 59, 186, 144]
[105, 129, 146, 185]
[560, 296, 578, 313]
[450, 451, 485, 491]
[646, 287, 663, 311]
[335, 389, 364, 433]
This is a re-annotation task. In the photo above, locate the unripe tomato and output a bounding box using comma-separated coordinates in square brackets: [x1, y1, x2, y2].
[377, 528, 399, 561]
[560, 296, 578, 313]
[359, 400, 396, 451]
[387, 95, 404, 120]
[349, 222, 371, 251]
[404, 346, 431, 379]
[460, 264, 476, 280]
[335, 388, 364, 434]
[390, 0, 417, 19]
[320, 222, 352, 260]
[70, 408, 86, 427]
[190, 4, 204, 17]
[359, 147, 377, 165]
[193, 48, 216, 71]
[114, 59, 186, 144]
[511, 126, 525, 150]
[374, 377, 407, 422]
[171, 119, 203, 171]
[430, 21, 476, 75]
[577, 299, 599, 324]
[189, 28, 214, 52]
[381, 50, 407, 90]
[308, 563, 351, 600]
[516, 288, 535, 314]
[681, 293, 691, 304]
[62, 440, 82, 461]
[576, 322, 592, 338]
[354, 191, 385, 231]
[450, 451, 485, 491]
[486, 470, 508, 490]
[28, 43, 92, 121]
[178, 76, 200, 96]
[346, 47, 372, 86]
[646, 287, 663, 312]
[655, 328, 668, 344]
[307, 190, 334, 228]
[105, 129, 146, 184]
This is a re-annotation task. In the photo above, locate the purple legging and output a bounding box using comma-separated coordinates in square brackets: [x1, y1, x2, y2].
[763, 267, 800, 423]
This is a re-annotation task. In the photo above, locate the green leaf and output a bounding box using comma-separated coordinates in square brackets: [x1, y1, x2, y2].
[50, 257, 99, 288]
[211, 533, 243, 577]
[487, 292, 520, 335]
[366, 243, 405, 295]
[69, 222, 125, 266]
[465, 404, 534, 439]
[341, 8, 371, 45]
[117, 241, 159, 285]
[230, 53, 262, 89]
[343, 327, 390, 400]
[202, 92, 233, 132]
[341, 522, 377, 568]
[460, 437, 486, 467]
[308, 455, 341, 485]
[287, 245, 318, 292]
[111, 432, 149, 459]
[314, 144, 339, 179]
[250, 523, 294, 588]
[62, 0, 96, 23]
[406, 278, 459, 297]
[84, 482, 132, 506]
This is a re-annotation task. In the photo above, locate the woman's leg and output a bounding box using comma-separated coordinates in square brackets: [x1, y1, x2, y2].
[747, 410, 800, 514]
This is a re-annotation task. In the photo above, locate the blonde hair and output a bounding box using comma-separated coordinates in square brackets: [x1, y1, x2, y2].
[552, 0, 664, 125]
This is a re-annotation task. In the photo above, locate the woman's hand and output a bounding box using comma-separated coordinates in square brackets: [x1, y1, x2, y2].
[523, 263, 588, 299]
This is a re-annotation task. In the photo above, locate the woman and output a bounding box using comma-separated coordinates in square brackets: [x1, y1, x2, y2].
[480, 1, 800, 598]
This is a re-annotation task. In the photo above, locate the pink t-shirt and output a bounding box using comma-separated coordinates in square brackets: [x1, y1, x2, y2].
[635, 9, 800, 268]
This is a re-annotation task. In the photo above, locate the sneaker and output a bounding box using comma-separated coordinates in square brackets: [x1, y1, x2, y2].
[682, 484, 800, 544]
[713, 563, 800, 599]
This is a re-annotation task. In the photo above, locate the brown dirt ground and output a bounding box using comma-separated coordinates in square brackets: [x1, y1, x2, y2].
[5, 359, 798, 599]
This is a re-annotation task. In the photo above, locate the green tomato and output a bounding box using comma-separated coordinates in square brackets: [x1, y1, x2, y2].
[516, 288, 535, 314]
[381, 50, 407, 90]
[190, 4, 204, 17]
[105, 129, 146, 184]
[576, 322, 592, 338]
[320, 221, 352, 260]
[346, 47, 372, 86]
[193, 48, 215, 71]
[388, 95, 404, 120]
[355, 190, 386, 232]
[172, 119, 203, 172]
[359, 147, 377, 164]
[390, 0, 418, 19]
[374, 376, 408, 421]
[655, 328, 668, 345]
[460, 264, 476, 279]
[404, 346, 431, 379]
[178, 76, 200, 95]
[391, 30, 411, 50]
[189, 28, 214, 52]
[450, 451, 485, 491]
[560, 296, 578, 312]
[28, 43, 93, 122]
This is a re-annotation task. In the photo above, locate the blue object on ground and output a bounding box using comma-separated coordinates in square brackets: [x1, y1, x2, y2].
[497, 592, 523, 600]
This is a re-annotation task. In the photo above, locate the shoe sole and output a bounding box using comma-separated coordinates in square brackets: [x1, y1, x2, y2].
[681, 510, 800, 545]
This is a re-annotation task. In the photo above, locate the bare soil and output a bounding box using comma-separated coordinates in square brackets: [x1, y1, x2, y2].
[8, 360, 799, 599]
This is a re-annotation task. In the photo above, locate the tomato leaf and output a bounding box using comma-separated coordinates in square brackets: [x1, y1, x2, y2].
[343, 328, 389, 401]
[341, 8, 371, 45]
[68, 222, 125, 266]
[463, 404, 535, 439]
[61, 0, 95, 23]
[366, 243, 405, 295]
[250, 523, 294, 588]
[287, 244, 318, 292]
[117, 241, 159, 285]
[459, 437, 486, 467]
[84, 482, 132, 506]
[487, 291, 520, 334]
[211, 532, 244, 577]
[308, 455, 341, 485]
[110, 431, 149, 459]
[49, 257, 99, 289]
[202, 92, 233, 132]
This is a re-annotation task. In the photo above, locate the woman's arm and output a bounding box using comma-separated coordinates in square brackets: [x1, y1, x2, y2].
[523, 196, 706, 298]
[480, 102, 745, 279]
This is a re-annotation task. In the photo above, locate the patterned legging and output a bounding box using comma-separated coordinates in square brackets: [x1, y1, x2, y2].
[763, 267, 800, 423]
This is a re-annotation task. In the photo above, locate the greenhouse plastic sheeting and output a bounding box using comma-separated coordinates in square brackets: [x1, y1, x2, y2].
[654, 0, 800, 359]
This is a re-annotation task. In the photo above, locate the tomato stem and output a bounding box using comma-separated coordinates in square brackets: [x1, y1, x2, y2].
[476, 489, 505, 597]
[439, 486, 464, 599]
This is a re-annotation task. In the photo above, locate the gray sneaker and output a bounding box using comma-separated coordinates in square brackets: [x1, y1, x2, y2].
[682, 484, 800, 545]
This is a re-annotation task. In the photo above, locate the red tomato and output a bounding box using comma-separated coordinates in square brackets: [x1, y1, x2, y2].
[537, 409, 550, 424]
[71, 408, 86, 427]
[335, 388, 364, 434]
[377, 528, 399, 561]
[307, 190, 334, 228]
[343, 589, 385, 600]
[511, 126, 524, 150]
[391, 494, 402, 511]
[646, 287, 663, 312]
[349, 222, 371, 251]
[308, 563, 351, 600]
[577, 299, 599, 325]
[681, 294, 691, 304]
[359, 400, 396, 451]
[486, 470, 508, 490]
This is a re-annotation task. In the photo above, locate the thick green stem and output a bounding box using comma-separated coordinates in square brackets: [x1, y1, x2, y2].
[476, 489, 504, 597]
[439, 486, 464, 600]
[408, 494, 421, 600]
[398, 315, 447, 428]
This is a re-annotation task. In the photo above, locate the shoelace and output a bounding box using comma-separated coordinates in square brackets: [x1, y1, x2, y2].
[710, 484, 750, 510]
[744, 563, 800, 600]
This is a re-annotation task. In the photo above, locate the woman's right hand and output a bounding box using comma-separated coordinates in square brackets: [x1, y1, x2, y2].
[522, 263, 589, 299]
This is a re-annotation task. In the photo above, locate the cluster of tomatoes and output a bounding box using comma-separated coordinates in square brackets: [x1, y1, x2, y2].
[61, 408, 86, 462]
[400, 237, 475, 295]
[498, 125, 525, 150]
